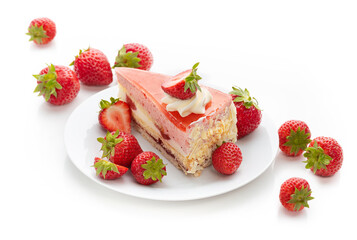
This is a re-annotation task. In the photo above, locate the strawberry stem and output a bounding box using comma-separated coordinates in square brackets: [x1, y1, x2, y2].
[303, 141, 332, 173]
[33, 64, 62, 101]
[112, 45, 142, 69]
[184, 62, 202, 93]
[97, 131, 123, 158]
[69, 47, 90, 66]
[141, 157, 167, 182]
[288, 186, 314, 211]
[283, 127, 311, 155]
[92, 158, 119, 179]
[229, 86, 261, 110]
[26, 24, 49, 44]
[99, 97, 120, 110]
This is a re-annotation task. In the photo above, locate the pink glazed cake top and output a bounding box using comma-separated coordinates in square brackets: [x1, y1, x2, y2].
[116, 67, 232, 132]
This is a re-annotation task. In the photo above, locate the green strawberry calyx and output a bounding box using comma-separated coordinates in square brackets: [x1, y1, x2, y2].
[284, 127, 311, 155]
[26, 24, 49, 44]
[69, 47, 90, 66]
[92, 158, 119, 179]
[288, 186, 314, 211]
[112, 45, 141, 69]
[303, 141, 332, 173]
[142, 157, 167, 182]
[97, 131, 123, 158]
[215, 141, 227, 149]
[184, 62, 202, 93]
[33, 64, 62, 101]
[99, 97, 119, 110]
[229, 87, 261, 110]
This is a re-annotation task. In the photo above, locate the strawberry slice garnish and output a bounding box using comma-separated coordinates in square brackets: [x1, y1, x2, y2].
[161, 62, 202, 100]
[98, 97, 131, 133]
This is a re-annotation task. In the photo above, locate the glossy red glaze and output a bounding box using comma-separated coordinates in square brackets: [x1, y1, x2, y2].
[116, 68, 232, 132]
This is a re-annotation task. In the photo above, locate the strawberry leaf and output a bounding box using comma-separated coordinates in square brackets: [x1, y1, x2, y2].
[33, 64, 62, 101]
[92, 158, 119, 179]
[141, 157, 167, 182]
[229, 86, 261, 110]
[184, 62, 202, 93]
[70, 47, 90, 66]
[99, 97, 119, 110]
[288, 186, 314, 211]
[192, 62, 200, 69]
[26, 23, 49, 44]
[97, 131, 123, 158]
[303, 141, 332, 173]
[112, 45, 142, 69]
[283, 127, 311, 155]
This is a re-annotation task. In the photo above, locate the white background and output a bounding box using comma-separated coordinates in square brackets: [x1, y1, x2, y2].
[1, 0, 356, 239]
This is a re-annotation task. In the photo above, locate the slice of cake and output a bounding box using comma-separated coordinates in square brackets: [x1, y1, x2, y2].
[115, 67, 237, 176]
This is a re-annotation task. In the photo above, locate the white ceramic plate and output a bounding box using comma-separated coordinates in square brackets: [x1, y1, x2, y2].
[65, 86, 278, 201]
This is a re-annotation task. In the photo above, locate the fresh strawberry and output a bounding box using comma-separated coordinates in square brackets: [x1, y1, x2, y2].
[112, 43, 153, 71]
[303, 136, 343, 176]
[26, 17, 56, 45]
[98, 97, 131, 133]
[33, 64, 80, 105]
[70, 48, 112, 85]
[161, 62, 202, 100]
[97, 131, 143, 168]
[279, 177, 314, 211]
[92, 157, 128, 180]
[278, 120, 312, 156]
[131, 151, 167, 185]
[229, 87, 262, 139]
[212, 142, 243, 175]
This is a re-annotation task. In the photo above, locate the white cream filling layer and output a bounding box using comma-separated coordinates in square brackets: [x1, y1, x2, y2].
[161, 87, 212, 117]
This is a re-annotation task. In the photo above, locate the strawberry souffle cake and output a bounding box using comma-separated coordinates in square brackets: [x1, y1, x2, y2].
[115, 63, 237, 176]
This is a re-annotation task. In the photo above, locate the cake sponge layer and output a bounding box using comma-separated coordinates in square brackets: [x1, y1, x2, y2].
[119, 85, 237, 176]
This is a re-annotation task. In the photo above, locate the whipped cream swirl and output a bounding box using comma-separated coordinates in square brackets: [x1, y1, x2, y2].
[161, 87, 212, 117]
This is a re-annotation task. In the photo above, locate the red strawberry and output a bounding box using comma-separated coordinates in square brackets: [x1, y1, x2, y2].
[303, 136, 343, 176]
[161, 62, 202, 100]
[131, 151, 167, 185]
[229, 87, 262, 139]
[212, 142, 243, 175]
[278, 120, 311, 156]
[92, 157, 128, 180]
[70, 48, 113, 86]
[113, 43, 153, 71]
[98, 97, 131, 133]
[97, 131, 143, 168]
[33, 64, 80, 105]
[279, 177, 314, 211]
[26, 17, 56, 45]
